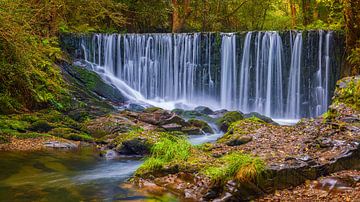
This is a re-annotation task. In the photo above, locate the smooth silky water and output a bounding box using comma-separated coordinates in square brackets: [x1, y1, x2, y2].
[0, 148, 144, 202]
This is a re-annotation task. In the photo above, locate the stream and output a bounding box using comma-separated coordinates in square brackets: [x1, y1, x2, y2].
[0, 129, 225, 202]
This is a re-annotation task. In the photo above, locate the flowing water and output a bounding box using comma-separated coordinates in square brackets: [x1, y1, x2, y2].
[75, 31, 342, 122]
[0, 148, 144, 202]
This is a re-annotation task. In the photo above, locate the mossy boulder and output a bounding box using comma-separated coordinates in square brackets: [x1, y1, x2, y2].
[187, 119, 214, 134]
[172, 109, 216, 123]
[243, 112, 278, 125]
[216, 111, 244, 132]
[144, 107, 163, 113]
[111, 129, 155, 156]
[63, 63, 127, 103]
[217, 117, 264, 145]
[194, 106, 214, 115]
[116, 137, 151, 155]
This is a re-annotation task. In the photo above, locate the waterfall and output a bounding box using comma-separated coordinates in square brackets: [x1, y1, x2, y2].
[77, 31, 341, 120]
[238, 32, 252, 112]
[286, 32, 302, 119]
[220, 34, 237, 109]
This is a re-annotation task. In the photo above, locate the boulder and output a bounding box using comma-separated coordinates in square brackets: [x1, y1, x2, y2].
[216, 111, 244, 132]
[244, 112, 279, 125]
[226, 135, 252, 146]
[128, 103, 146, 112]
[162, 123, 183, 131]
[194, 106, 214, 115]
[181, 127, 202, 135]
[187, 119, 214, 134]
[116, 137, 151, 155]
[63, 64, 127, 103]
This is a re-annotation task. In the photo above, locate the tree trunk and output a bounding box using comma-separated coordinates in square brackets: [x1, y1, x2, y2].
[301, 0, 311, 26]
[289, 0, 297, 28]
[172, 0, 191, 33]
[343, 0, 360, 76]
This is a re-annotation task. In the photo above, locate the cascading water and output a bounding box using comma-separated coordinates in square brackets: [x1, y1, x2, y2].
[286, 32, 302, 119]
[76, 31, 341, 120]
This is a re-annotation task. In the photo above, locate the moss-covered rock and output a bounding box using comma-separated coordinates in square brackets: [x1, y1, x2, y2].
[144, 107, 163, 113]
[217, 117, 264, 145]
[243, 112, 278, 125]
[61, 62, 127, 104]
[216, 111, 244, 132]
[187, 119, 214, 134]
[172, 109, 216, 123]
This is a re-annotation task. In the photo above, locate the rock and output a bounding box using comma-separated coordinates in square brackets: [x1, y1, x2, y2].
[226, 135, 252, 146]
[194, 106, 214, 115]
[86, 114, 136, 137]
[212, 109, 229, 118]
[144, 107, 163, 113]
[116, 137, 151, 155]
[128, 103, 145, 112]
[244, 112, 279, 125]
[182, 127, 202, 135]
[43, 141, 77, 149]
[187, 119, 214, 134]
[162, 123, 183, 131]
[100, 149, 118, 160]
[64, 64, 127, 103]
[161, 114, 188, 126]
[317, 137, 333, 148]
[216, 111, 244, 132]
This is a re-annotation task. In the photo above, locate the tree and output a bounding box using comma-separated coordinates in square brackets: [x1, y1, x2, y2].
[343, 0, 360, 75]
[172, 0, 192, 32]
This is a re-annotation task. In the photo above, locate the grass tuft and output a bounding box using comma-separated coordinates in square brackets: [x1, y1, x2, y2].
[137, 133, 192, 174]
[203, 152, 266, 184]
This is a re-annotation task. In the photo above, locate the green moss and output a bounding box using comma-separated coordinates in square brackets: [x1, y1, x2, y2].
[72, 66, 100, 90]
[29, 120, 54, 132]
[63, 133, 93, 141]
[216, 111, 244, 131]
[218, 119, 263, 144]
[0, 118, 30, 132]
[144, 107, 163, 113]
[188, 119, 214, 134]
[13, 132, 51, 139]
[203, 152, 266, 184]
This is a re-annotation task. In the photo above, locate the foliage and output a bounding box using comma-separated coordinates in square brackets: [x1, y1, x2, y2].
[203, 152, 266, 184]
